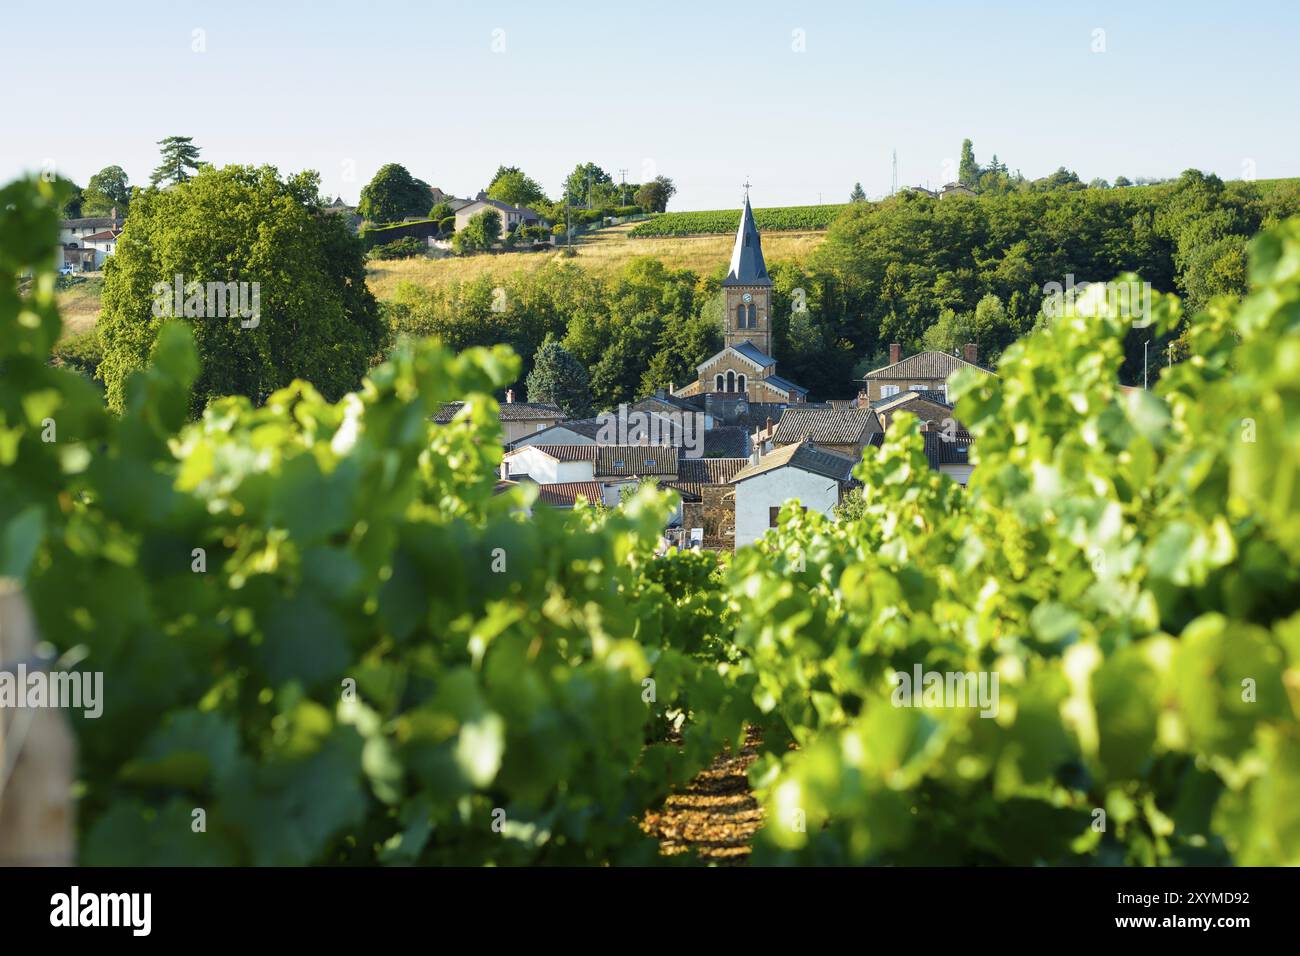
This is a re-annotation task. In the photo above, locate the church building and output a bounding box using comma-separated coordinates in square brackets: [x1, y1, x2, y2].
[672, 193, 809, 404]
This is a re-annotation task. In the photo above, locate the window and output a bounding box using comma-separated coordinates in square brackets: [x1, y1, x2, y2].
[769, 506, 781, 527]
[747, 303, 756, 327]
[737, 374, 746, 393]
[881, 385, 900, 397]
[726, 370, 735, 392]
[716, 374, 725, 391]
[535, 423, 546, 431]
[910, 384, 927, 391]
[736, 304, 745, 328]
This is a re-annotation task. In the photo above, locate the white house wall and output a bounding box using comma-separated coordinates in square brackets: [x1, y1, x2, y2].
[733, 467, 842, 549]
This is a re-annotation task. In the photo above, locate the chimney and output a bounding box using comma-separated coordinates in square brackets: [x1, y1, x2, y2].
[765, 416, 773, 433]
[655, 386, 666, 400]
[505, 388, 514, 404]
[889, 343, 902, 365]
[963, 342, 979, 365]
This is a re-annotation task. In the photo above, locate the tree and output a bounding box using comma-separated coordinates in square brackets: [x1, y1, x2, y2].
[150, 136, 202, 187]
[428, 201, 453, 229]
[958, 139, 979, 186]
[565, 162, 613, 208]
[1114, 175, 1132, 188]
[82, 165, 131, 216]
[1089, 177, 1111, 189]
[98, 164, 385, 414]
[487, 168, 546, 209]
[849, 182, 867, 203]
[633, 176, 676, 213]
[358, 163, 432, 224]
[525, 338, 593, 417]
[452, 208, 502, 254]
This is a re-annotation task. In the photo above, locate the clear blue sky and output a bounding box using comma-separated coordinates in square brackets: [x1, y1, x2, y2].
[3, 0, 1297, 210]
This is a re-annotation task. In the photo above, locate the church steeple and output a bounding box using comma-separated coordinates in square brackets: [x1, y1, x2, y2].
[722, 190, 773, 354]
[723, 193, 771, 287]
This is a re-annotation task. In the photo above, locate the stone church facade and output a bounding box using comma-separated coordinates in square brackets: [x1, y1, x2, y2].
[672, 193, 808, 405]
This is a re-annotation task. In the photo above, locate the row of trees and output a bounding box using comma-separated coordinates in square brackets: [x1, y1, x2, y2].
[356, 160, 677, 227]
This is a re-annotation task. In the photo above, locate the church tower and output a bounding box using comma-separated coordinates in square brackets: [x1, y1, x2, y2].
[722, 192, 773, 355]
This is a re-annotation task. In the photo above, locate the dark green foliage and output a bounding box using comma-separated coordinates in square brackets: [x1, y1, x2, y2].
[358, 163, 432, 224]
[369, 236, 426, 260]
[525, 338, 592, 416]
[150, 136, 202, 187]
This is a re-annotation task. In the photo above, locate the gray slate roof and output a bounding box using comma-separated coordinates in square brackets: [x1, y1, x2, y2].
[773, 406, 876, 445]
[595, 446, 679, 479]
[731, 341, 778, 368]
[722, 196, 771, 287]
[763, 374, 810, 397]
[863, 350, 993, 381]
[731, 440, 856, 484]
[435, 400, 565, 424]
[701, 426, 750, 458]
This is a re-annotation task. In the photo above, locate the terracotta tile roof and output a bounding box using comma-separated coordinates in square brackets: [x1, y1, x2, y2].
[773, 406, 876, 445]
[863, 350, 993, 381]
[534, 481, 604, 508]
[731, 440, 856, 484]
[518, 444, 599, 463]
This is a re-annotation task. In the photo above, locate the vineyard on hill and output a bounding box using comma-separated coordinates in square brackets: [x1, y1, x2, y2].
[629, 203, 849, 237]
[4, 174, 1300, 865]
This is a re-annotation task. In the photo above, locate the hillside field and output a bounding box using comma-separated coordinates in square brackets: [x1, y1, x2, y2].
[365, 221, 826, 299]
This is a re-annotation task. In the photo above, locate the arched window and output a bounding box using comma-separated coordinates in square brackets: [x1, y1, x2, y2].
[737, 374, 746, 394]
[747, 303, 756, 328]
[715, 374, 725, 391]
[736, 304, 745, 328]
[726, 370, 736, 392]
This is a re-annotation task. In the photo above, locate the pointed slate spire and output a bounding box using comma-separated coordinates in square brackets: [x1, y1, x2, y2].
[723, 193, 771, 286]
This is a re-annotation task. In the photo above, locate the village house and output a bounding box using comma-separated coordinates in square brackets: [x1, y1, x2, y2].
[58, 211, 123, 271]
[729, 440, 857, 548]
[770, 405, 880, 460]
[454, 194, 546, 236]
[859, 343, 993, 404]
[435, 392, 566, 444]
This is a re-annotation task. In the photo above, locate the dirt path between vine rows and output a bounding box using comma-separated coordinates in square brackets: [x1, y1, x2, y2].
[641, 728, 765, 863]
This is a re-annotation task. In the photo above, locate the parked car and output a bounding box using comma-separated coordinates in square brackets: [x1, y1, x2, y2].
[58, 264, 74, 276]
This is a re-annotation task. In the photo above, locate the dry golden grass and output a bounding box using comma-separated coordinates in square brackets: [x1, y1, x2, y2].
[365, 222, 826, 299]
[55, 275, 104, 336]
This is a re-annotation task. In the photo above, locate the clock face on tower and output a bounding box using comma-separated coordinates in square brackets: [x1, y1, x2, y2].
[741, 293, 753, 303]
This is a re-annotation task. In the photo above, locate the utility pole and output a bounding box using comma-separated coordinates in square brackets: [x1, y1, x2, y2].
[618, 168, 628, 206]
[1144, 340, 1149, 389]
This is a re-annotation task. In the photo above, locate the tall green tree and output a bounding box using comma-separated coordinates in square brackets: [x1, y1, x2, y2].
[633, 176, 676, 213]
[99, 165, 385, 413]
[358, 163, 432, 224]
[150, 136, 202, 186]
[849, 182, 867, 203]
[487, 167, 546, 208]
[565, 162, 613, 208]
[958, 138, 979, 186]
[82, 165, 131, 216]
[525, 338, 593, 416]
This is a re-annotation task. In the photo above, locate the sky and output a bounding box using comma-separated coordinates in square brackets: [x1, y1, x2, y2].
[3, 0, 1298, 211]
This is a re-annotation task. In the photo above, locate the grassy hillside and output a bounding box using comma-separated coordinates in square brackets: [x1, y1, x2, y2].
[54, 275, 104, 336]
[366, 221, 825, 299]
